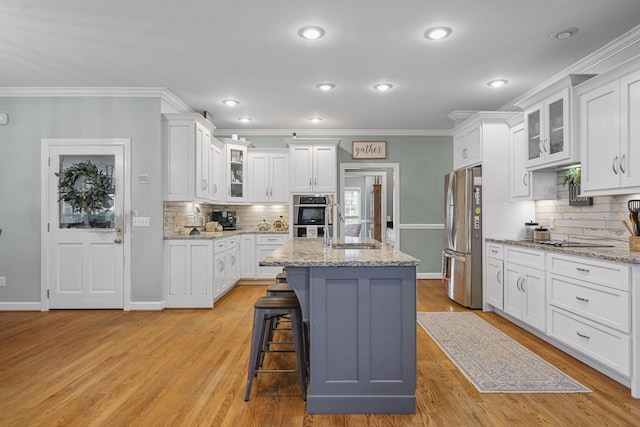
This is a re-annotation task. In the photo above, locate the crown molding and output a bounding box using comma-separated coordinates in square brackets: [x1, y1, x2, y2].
[213, 128, 451, 137]
[501, 24, 640, 111]
[0, 87, 193, 113]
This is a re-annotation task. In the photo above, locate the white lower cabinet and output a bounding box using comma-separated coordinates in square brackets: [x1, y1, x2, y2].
[227, 236, 241, 287]
[485, 243, 504, 310]
[164, 240, 213, 308]
[255, 233, 289, 278]
[213, 238, 228, 300]
[502, 246, 547, 332]
[547, 253, 631, 376]
[240, 234, 256, 279]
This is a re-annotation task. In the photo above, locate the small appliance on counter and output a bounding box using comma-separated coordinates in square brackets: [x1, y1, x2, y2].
[209, 210, 237, 230]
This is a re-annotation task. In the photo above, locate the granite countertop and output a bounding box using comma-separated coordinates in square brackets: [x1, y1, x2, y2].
[487, 237, 640, 264]
[164, 228, 290, 240]
[259, 237, 420, 267]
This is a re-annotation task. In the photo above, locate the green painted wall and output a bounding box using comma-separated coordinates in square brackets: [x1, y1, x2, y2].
[0, 97, 163, 303]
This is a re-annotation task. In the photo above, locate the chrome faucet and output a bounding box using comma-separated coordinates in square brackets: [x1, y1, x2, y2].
[324, 202, 344, 247]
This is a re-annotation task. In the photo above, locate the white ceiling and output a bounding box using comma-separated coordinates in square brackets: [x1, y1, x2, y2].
[2, 0, 640, 134]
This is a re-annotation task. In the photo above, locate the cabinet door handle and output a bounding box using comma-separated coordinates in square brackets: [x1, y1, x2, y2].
[575, 296, 590, 303]
[497, 270, 502, 284]
[212, 184, 217, 194]
[539, 140, 544, 154]
[516, 277, 522, 292]
[576, 267, 590, 273]
[620, 154, 626, 174]
[522, 173, 528, 187]
[228, 186, 231, 196]
[576, 331, 590, 340]
[266, 188, 269, 197]
[612, 156, 619, 174]
[542, 138, 548, 153]
[309, 177, 312, 187]
[314, 177, 317, 186]
[521, 278, 526, 293]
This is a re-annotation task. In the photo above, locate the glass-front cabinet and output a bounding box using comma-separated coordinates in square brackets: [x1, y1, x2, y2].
[223, 140, 250, 203]
[524, 88, 569, 168]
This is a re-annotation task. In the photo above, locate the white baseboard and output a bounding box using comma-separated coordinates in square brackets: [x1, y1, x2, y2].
[128, 301, 165, 311]
[0, 302, 41, 311]
[417, 273, 442, 279]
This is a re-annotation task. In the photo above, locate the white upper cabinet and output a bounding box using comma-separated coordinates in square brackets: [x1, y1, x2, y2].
[577, 57, 640, 196]
[515, 74, 595, 171]
[453, 125, 481, 170]
[163, 113, 218, 203]
[209, 138, 225, 203]
[220, 139, 252, 203]
[508, 116, 556, 200]
[285, 138, 339, 193]
[248, 148, 290, 203]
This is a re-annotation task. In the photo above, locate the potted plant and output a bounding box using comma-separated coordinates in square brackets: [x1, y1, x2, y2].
[561, 167, 592, 206]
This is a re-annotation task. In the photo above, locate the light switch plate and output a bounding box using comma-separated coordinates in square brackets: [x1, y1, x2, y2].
[0, 113, 8, 125]
[132, 217, 150, 227]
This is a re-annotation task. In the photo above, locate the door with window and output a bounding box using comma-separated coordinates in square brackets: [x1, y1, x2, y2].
[44, 139, 128, 309]
[344, 188, 362, 237]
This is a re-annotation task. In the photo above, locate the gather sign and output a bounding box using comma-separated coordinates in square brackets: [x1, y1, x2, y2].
[352, 141, 386, 159]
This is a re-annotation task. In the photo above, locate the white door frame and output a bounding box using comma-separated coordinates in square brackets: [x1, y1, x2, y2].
[339, 163, 400, 248]
[40, 138, 132, 311]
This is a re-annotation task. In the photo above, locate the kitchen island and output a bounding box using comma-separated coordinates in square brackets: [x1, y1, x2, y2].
[260, 237, 419, 414]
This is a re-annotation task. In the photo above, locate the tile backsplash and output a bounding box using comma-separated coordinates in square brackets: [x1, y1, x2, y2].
[164, 202, 289, 234]
[534, 171, 640, 242]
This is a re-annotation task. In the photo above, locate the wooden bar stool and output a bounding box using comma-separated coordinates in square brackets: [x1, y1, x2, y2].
[261, 281, 296, 363]
[245, 296, 307, 401]
[275, 271, 287, 283]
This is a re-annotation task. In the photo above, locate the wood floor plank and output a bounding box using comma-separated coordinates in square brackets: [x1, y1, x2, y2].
[1, 280, 640, 426]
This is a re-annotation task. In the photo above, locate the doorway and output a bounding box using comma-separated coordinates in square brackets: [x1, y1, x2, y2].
[41, 138, 131, 310]
[339, 163, 399, 247]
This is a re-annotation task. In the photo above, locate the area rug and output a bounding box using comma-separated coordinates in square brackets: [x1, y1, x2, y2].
[417, 312, 591, 393]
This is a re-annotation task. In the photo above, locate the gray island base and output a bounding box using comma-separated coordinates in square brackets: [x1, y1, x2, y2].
[260, 237, 419, 414]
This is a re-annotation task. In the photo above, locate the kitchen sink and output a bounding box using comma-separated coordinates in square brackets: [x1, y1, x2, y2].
[331, 242, 380, 250]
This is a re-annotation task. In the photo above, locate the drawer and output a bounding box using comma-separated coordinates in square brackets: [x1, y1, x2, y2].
[548, 253, 630, 292]
[549, 308, 630, 376]
[213, 238, 227, 254]
[227, 236, 239, 248]
[505, 245, 545, 269]
[486, 242, 503, 260]
[257, 234, 288, 245]
[549, 274, 630, 333]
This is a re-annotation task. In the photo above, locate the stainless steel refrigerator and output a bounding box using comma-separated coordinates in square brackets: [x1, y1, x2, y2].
[442, 166, 483, 309]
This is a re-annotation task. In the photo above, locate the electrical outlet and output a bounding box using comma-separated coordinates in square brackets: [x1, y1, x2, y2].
[0, 277, 6, 287]
[132, 217, 150, 227]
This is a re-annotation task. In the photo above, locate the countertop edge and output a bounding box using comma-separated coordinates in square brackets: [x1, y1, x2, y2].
[164, 229, 290, 240]
[486, 238, 640, 264]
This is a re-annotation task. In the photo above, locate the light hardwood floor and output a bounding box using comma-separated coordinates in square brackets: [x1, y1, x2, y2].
[1, 280, 639, 426]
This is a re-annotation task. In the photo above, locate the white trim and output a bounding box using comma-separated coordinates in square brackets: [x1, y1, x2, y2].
[417, 273, 442, 280]
[40, 138, 132, 311]
[0, 302, 41, 311]
[128, 301, 165, 311]
[501, 25, 640, 111]
[340, 163, 400, 247]
[0, 87, 193, 114]
[216, 128, 451, 137]
[398, 224, 444, 230]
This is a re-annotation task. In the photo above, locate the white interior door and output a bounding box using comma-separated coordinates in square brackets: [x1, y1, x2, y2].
[44, 141, 127, 309]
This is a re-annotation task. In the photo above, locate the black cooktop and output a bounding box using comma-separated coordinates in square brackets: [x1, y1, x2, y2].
[536, 241, 614, 248]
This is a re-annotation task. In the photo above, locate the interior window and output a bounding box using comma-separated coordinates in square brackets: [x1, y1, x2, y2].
[344, 188, 361, 224]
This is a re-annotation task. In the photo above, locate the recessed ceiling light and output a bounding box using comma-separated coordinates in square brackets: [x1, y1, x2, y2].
[487, 79, 508, 88]
[298, 26, 325, 40]
[316, 83, 335, 91]
[222, 99, 239, 107]
[551, 27, 578, 40]
[309, 117, 323, 124]
[373, 83, 393, 92]
[424, 27, 452, 40]
[238, 117, 252, 123]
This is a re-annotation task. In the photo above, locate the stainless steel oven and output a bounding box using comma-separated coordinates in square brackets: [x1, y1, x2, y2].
[293, 195, 333, 237]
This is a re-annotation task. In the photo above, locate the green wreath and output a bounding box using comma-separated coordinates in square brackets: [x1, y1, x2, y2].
[56, 160, 114, 213]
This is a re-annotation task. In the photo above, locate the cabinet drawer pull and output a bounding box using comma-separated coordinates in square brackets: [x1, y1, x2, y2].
[576, 331, 590, 340]
[491, 249, 498, 254]
[575, 296, 590, 303]
[267, 238, 277, 242]
[576, 267, 590, 273]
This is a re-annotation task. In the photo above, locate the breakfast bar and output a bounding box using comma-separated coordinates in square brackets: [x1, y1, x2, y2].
[260, 237, 419, 414]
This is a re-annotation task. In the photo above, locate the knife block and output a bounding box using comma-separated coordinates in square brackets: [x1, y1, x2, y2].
[630, 236, 640, 252]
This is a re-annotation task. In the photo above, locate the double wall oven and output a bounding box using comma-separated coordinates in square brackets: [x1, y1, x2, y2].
[293, 195, 333, 237]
